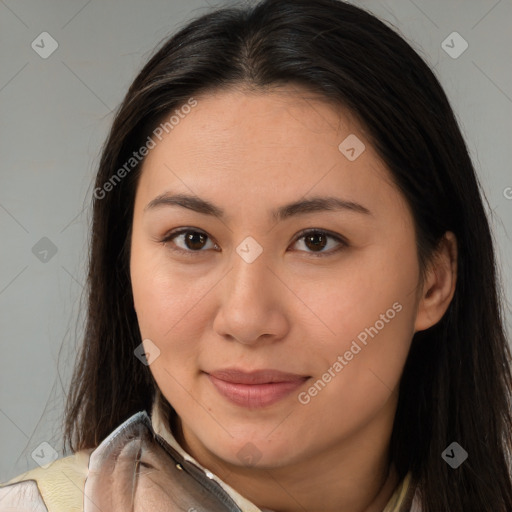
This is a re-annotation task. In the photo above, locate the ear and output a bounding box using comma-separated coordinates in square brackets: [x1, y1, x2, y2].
[414, 231, 458, 333]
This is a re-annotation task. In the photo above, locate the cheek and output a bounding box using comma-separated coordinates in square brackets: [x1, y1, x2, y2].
[130, 243, 217, 370]
[290, 243, 419, 346]
[131, 261, 206, 403]
[131, 233, 185, 327]
[292, 241, 419, 392]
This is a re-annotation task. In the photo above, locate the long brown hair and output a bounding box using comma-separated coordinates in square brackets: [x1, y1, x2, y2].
[63, 1, 512, 510]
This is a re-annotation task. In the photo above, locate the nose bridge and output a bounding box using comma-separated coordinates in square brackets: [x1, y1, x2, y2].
[212, 236, 288, 344]
[227, 237, 271, 302]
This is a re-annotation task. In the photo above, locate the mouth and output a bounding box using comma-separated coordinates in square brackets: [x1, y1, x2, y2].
[204, 368, 310, 408]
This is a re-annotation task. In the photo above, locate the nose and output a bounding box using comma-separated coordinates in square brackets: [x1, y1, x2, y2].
[212, 245, 289, 345]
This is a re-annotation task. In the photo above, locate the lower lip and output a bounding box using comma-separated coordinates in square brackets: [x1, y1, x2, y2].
[207, 374, 308, 408]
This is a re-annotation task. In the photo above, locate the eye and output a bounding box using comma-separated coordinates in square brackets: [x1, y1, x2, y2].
[290, 229, 347, 257]
[160, 228, 219, 255]
[160, 228, 347, 257]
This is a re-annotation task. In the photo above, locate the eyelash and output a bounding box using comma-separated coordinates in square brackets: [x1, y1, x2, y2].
[159, 227, 347, 258]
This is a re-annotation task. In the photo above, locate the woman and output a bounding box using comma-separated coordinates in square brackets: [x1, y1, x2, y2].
[1, 0, 511, 510]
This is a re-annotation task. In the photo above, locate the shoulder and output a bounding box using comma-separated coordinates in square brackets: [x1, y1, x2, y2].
[0, 411, 157, 512]
[0, 411, 245, 512]
[0, 449, 93, 512]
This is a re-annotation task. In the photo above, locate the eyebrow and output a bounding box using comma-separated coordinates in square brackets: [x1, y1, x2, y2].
[144, 192, 372, 221]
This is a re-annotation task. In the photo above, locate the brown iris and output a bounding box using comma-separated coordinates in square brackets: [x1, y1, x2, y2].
[184, 231, 208, 250]
[303, 231, 327, 252]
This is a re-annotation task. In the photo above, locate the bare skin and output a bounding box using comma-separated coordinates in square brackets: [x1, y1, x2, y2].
[130, 86, 457, 512]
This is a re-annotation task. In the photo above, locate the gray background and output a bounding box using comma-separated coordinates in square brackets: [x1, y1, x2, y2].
[1, 0, 511, 482]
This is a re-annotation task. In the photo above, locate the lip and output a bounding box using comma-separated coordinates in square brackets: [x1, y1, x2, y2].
[205, 368, 309, 408]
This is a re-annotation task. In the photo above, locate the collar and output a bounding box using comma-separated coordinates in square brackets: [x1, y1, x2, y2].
[151, 391, 271, 512]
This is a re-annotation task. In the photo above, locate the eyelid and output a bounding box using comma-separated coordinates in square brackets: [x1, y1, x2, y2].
[160, 227, 347, 257]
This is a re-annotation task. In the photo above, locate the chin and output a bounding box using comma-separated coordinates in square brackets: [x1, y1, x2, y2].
[210, 435, 299, 469]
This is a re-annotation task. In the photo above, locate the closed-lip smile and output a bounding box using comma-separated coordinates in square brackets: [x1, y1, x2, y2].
[205, 368, 310, 408]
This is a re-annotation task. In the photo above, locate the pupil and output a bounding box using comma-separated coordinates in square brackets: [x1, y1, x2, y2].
[306, 232, 326, 251]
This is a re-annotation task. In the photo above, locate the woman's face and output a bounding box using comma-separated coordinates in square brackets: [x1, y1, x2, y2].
[130, 87, 424, 470]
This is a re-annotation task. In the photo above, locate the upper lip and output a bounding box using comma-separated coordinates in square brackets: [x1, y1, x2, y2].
[207, 368, 309, 384]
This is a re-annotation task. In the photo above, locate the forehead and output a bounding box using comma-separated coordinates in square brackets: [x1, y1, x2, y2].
[165, 86, 360, 154]
[135, 87, 406, 225]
